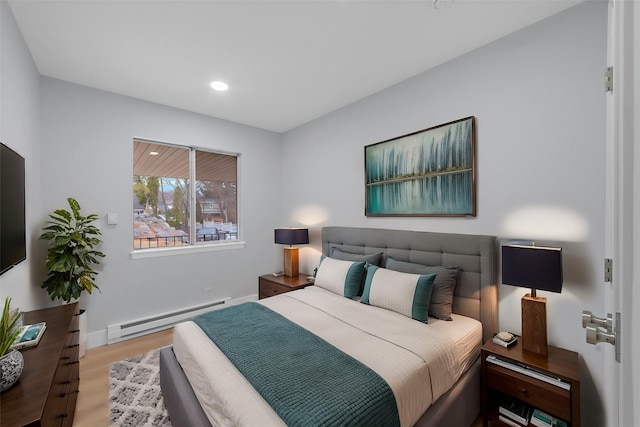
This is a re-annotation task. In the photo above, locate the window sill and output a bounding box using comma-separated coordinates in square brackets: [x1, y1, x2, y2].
[130, 240, 246, 260]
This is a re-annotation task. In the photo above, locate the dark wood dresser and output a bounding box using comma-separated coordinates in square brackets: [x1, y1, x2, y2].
[0, 303, 80, 427]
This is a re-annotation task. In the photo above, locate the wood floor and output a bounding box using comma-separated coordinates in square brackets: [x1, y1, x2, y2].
[73, 328, 174, 427]
[73, 327, 484, 427]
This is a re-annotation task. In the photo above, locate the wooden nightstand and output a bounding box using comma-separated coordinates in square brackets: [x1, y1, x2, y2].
[258, 273, 312, 299]
[481, 338, 580, 427]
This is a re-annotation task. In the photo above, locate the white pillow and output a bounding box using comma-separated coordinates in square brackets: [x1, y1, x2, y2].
[361, 266, 436, 323]
[314, 257, 366, 299]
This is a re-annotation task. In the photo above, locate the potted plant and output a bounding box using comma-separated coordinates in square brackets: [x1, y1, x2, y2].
[0, 297, 23, 392]
[40, 198, 105, 358]
[40, 197, 105, 302]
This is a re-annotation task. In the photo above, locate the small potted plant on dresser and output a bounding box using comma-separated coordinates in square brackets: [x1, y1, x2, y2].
[0, 297, 23, 392]
[40, 197, 106, 357]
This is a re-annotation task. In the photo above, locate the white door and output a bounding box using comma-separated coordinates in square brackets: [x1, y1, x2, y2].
[603, 1, 636, 426]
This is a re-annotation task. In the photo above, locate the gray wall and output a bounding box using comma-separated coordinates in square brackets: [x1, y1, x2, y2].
[280, 3, 607, 425]
[2, 0, 284, 342]
[0, 1, 618, 425]
[0, 1, 47, 310]
[634, 4, 640, 425]
[39, 78, 283, 343]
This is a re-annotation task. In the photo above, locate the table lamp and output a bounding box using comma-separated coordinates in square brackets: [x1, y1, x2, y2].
[274, 228, 309, 277]
[502, 244, 563, 356]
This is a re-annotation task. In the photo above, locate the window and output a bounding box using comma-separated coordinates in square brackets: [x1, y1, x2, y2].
[133, 139, 238, 250]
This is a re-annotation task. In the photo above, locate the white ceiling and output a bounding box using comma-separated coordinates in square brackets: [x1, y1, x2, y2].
[9, 0, 582, 133]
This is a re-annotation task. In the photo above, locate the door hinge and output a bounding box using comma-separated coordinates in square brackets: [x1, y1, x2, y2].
[605, 258, 613, 282]
[605, 66, 613, 92]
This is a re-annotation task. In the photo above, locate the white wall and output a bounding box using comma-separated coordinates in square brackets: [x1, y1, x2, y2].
[2, 0, 285, 350]
[1, 0, 616, 424]
[281, 3, 607, 425]
[0, 1, 47, 310]
[2, 0, 285, 348]
[37, 78, 283, 344]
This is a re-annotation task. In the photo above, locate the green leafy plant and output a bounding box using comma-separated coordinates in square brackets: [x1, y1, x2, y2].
[40, 197, 106, 302]
[0, 298, 21, 357]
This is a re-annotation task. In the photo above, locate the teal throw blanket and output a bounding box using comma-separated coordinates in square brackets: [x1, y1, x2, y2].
[193, 302, 400, 427]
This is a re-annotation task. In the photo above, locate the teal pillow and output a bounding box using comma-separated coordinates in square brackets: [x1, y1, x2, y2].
[329, 248, 383, 295]
[361, 265, 436, 323]
[314, 257, 366, 299]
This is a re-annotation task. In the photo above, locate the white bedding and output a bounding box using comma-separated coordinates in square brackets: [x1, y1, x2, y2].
[173, 286, 482, 427]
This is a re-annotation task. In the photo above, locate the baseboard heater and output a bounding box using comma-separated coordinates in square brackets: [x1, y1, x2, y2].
[107, 297, 230, 344]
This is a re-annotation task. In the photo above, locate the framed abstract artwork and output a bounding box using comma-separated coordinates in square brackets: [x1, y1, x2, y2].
[365, 116, 476, 217]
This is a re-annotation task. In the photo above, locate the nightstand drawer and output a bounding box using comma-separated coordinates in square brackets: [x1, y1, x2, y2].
[259, 278, 288, 297]
[487, 364, 571, 420]
[258, 274, 310, 299]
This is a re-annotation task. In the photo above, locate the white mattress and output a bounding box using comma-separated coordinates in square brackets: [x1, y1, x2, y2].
[173, 286, 482, 427]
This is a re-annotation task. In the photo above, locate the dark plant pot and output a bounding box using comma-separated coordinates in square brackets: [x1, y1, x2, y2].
[79, 309, 87, 358]
[0, 349, 24, 392]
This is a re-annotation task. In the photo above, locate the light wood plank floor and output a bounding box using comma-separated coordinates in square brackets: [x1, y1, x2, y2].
[73, 328, 174, 427]
[73, 327, 484, 427]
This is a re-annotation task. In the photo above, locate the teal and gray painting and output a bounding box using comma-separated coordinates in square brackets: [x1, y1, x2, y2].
[366, 118, 474, 215]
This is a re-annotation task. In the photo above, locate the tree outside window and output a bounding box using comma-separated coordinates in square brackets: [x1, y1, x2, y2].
[133, 139, 238, 249]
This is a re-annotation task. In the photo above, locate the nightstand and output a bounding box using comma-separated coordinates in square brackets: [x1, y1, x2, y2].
[258, 273, 312, 299]
[481, 338, 580, 427]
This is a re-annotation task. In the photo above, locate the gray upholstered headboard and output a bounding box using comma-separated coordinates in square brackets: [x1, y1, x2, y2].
[322, 226, 497, 343]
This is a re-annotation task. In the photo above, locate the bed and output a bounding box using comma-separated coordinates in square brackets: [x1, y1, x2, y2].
[160, 226, 497, 427]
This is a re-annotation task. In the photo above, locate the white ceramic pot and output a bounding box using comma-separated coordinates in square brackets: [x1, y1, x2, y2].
[0, 349, 24, 392]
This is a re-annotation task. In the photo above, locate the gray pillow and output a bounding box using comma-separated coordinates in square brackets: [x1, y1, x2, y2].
[330, 247, 383, 266]
[385, 257, 459, 321]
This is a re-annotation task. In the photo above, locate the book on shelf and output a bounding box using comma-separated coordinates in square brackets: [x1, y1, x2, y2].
[10, 322, 46, 350]
[531, 408, 568, 427]
[493, 333, 517, 348]
[499, 395, 532, 426]
[498, 414, 527, 427]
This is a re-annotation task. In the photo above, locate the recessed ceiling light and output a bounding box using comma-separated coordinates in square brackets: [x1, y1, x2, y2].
[432, 0, 452, 9]
[149, 151, 159, 156]
[210, 81, 229, 91]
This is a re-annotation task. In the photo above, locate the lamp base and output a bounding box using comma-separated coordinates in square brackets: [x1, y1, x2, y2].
[283, 247, 299, 277]
[521, 294, 548, 356]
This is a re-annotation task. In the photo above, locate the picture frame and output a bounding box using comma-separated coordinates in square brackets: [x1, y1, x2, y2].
[364, 116, 476, 217]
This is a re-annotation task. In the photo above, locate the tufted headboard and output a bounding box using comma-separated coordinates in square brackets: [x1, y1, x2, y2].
[322, 226, 498, 343]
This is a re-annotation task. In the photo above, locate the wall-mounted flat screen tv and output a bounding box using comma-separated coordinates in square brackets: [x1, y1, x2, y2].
[1, 142, 26, 275]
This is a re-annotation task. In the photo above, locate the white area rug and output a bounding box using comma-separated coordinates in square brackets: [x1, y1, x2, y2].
[109, 348, 172, 427]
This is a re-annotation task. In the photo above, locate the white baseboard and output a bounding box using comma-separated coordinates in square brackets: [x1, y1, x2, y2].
[86, 293, 258, 349]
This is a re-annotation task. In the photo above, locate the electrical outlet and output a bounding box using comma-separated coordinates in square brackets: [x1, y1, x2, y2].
[205, 287, 213, 298]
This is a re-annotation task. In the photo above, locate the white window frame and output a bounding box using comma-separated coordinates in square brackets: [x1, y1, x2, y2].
[130, 139, 244, 259]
